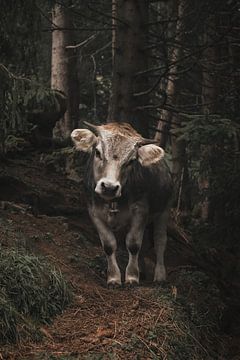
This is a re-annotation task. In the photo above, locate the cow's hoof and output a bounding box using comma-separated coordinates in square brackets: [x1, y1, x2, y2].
[125, 277, 139, 288]
[107, 279, 122, 289]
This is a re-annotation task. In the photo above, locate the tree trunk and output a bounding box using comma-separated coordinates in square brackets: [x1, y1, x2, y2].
[107, 0, 149, 137]
[199, 15, 218, 221]
[155, 0, 188, 211]
[154, 0, 186, 148]
[51, 3, 79, 140]
[111, 0, 117, 65]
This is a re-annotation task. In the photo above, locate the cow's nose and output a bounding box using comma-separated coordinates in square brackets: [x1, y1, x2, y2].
[95, 178, 121, 199]
[100, 181, 120, 194]
[98, 180, 121, 199]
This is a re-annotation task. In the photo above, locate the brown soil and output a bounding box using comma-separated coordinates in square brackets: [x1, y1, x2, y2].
[0, 152, 237, 360]
[0, 203, 186, 360]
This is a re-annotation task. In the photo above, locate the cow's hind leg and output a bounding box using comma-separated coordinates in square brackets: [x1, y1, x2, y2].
[153, 209, 169, 283]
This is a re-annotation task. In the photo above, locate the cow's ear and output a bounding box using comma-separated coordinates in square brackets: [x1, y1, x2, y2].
[71, 129, 97, 152]
[137, 144, 165, 167]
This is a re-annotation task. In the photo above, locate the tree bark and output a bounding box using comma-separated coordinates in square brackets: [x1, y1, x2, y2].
[51, 3, 79, 140]
[199, 15, 218, 221]
[154, 0, 186, 148]
[107, 0, 149, 137]
[154, 0, 188, 211]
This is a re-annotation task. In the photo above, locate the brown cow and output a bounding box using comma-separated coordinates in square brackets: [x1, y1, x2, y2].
[71, 122, 172, 287]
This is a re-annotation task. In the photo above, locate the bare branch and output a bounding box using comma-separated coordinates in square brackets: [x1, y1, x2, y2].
[133, 72, 168, 97]
[43, 27, 114, 32]
[66, 34, 97, 49]
[0, 64, 31, 83]
[90, 41, 112, 57]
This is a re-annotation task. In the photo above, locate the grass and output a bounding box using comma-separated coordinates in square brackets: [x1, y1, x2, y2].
[0, 288, 19, 343]
[0, 248, 72, 344]
[0, 247, 224, 358]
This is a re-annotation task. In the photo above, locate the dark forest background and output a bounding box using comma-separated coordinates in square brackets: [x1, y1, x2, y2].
[0, 0, 240, 357]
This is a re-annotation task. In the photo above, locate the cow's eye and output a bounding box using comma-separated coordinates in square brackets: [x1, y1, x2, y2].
[95, 148, 102, 159]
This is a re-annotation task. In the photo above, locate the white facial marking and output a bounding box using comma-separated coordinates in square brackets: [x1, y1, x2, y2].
[93, 133, 137, 200]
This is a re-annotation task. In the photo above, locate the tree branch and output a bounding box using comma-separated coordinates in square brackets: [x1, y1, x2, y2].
[66, 34, 98, 49]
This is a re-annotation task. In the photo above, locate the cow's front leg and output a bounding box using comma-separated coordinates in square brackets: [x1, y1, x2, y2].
[89, 210, 121, 287]
[103, 233, 121, 287]
[125, 203, 148, 286]
[99, 230, 121, 286]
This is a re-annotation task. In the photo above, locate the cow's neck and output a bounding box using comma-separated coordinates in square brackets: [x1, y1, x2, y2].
[108, 201, 119, 215]
[92, 194, 122, 215]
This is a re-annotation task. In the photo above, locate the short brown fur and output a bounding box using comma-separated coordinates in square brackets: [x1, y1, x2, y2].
[98, 122, 141, 139]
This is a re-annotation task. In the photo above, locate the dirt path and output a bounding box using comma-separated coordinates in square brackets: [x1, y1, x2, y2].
[0, 153, 227, 360]
[0, 203, 188, 360]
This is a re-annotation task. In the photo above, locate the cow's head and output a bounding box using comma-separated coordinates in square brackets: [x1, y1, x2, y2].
[71, 122, 165, 200]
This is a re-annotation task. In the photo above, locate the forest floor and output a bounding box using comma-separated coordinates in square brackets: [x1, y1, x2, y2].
[0, 151, 238, 360]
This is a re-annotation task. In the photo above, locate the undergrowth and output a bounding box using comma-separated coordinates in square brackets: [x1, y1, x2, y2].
[0, 248, 72, 344]
[151, 270, 224, 360]
[102, 270, 225, 360]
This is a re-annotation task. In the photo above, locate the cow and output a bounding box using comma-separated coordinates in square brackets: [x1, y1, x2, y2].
[71, 122, 173, 287]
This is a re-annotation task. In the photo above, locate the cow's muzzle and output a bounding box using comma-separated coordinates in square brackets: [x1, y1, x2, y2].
[95, 179, 121, 200]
